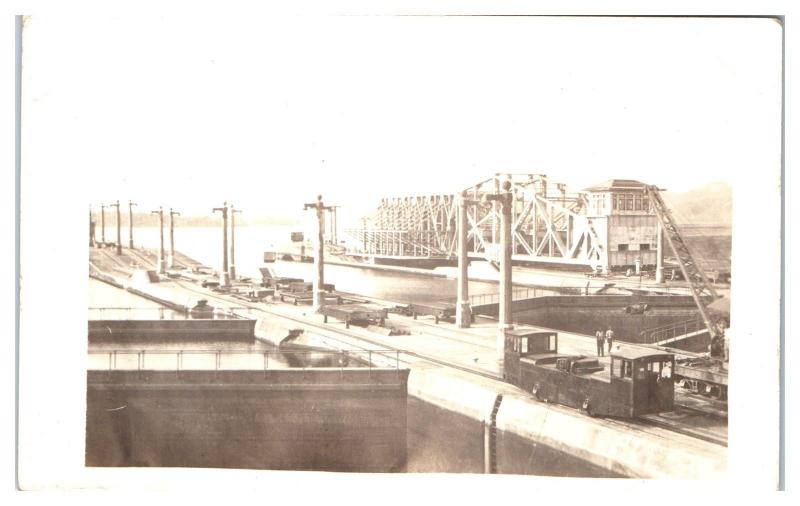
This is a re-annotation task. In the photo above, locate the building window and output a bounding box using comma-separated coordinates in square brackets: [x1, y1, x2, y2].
[634, 197, 642, 210]
[640, 244, 651, 251]
[612, 195, 617, 210]
[642, 197, 649, 211]
[626, 197, 634, 210]
[618, 244, 629, 251]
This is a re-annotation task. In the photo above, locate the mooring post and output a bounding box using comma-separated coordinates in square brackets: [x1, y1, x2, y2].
[213, 202, 230, 287]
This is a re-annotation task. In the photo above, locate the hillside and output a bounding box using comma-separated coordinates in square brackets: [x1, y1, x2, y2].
[661, 181, 732, 273]
[663, 181, 732, 227]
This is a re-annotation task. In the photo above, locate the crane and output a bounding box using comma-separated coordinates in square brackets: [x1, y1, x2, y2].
[644, 185, 726, 360]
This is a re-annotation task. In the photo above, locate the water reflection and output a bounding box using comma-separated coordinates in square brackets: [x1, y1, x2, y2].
[272, 260, 499, 304]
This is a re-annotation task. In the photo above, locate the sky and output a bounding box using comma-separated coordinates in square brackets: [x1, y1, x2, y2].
[21, 15, 782, 228]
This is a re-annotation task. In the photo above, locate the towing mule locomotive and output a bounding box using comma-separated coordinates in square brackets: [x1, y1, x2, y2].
[503, 329, 675, 418]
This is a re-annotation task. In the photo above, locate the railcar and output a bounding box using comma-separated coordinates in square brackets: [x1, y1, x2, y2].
[503, 329, 674, 418]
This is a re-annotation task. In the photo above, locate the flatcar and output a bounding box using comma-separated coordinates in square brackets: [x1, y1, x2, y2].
[503, 329, 675, 418]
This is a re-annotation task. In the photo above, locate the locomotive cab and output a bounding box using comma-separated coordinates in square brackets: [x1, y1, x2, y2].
[503, 328, 675, 418]
[503, 329, 559, 383]
[609, 349, 675, 416]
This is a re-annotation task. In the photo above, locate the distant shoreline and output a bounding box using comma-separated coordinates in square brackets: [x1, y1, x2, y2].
[89, 214, 300, 228]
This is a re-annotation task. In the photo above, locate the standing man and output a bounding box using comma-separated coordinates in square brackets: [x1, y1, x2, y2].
[596, 329, 605, 357]
[605, 327, 615, 354]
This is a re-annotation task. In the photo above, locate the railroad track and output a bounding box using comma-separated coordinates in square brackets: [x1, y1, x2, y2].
[392, 318, 499, 351]
[676, 400, 728, 420]
[639, 408, 727, 447]
[403, 314, 729, 421]
[165, 278, 729, 446]
[172, 279, 503, 382]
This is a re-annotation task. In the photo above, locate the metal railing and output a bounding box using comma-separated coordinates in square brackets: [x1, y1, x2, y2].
[466, 284, 693, 308]
[639, 317, 706, 344]
[89, 307, 188, 320]
[467, 286, 580, 307]
[88, 307, 253, 321]
[88, 348, 402, 372]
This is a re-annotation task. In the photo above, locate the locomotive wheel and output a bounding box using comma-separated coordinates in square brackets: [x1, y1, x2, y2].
[704, 384, 723, 399]
[678, 378, 698, 393]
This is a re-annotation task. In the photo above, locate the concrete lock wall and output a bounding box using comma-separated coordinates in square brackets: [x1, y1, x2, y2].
[406, 397, 485, 473]
[495, 395, 725, 479]
[474, 295, 699, 343]
[86, 369, 409, 472]
[88, 319, 257, 342]
[406, 363, 726, 478]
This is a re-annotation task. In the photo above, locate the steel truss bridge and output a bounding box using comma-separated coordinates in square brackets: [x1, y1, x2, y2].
[345, 173, 613, 269]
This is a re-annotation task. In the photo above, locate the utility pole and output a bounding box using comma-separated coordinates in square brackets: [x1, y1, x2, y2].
[456, 191, 480, 328]
[111, 200, 122, 255]
[151, 207, 166, 274]
[482, 179, 514, 362]
[329, 205, 340, 245]
[361, 217, 367, 253]
[169, 208, 180, 269]
[304, 195, 333, 312]
[229, 204, 242, 280]
[100, 204, 106, 244]
[213, 202, 230, 287]
[655, 223, 664, 283]
[128, 200, 137, 248]
[89, 205, 96, 247]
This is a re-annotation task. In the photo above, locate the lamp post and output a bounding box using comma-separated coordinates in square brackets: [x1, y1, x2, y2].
[213, 202, 230, 287]
[169, 208, 180, 269]
[150, 207, 165, 274]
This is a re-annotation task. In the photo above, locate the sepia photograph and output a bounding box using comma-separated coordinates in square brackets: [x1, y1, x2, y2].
[14, 9, 785, 494]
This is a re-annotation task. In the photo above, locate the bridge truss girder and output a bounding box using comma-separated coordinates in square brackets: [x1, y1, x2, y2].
[346, 173, 610, 269]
